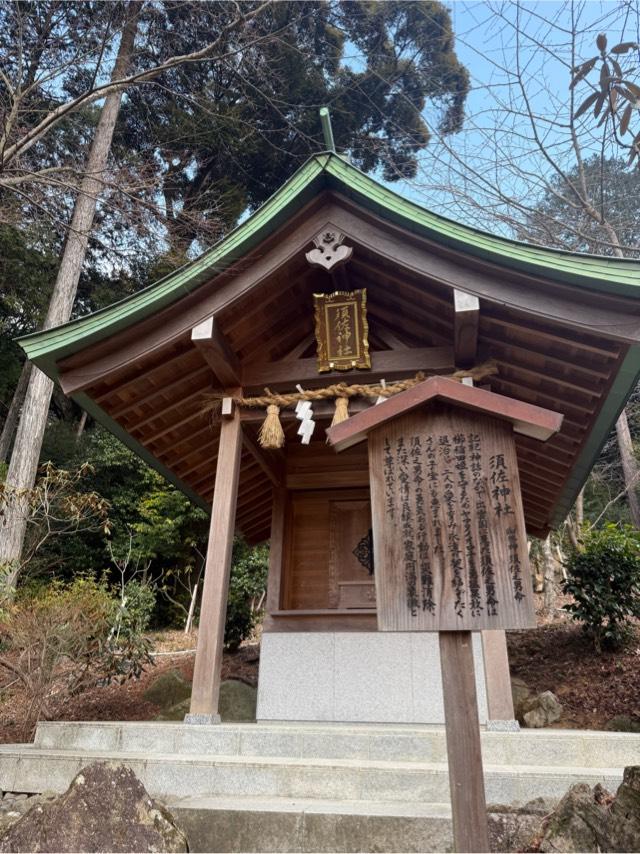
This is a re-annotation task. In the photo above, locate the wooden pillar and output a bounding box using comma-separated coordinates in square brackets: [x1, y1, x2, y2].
[265, 487, 287, 615]
[187, 398, 242, 722]
[481, 629, 516, 723]
[439, 631, 490, 853]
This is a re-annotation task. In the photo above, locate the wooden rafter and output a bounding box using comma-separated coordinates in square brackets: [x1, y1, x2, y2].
[242, 430, 284, 486]
[125, 386, 211, 433]
[281, 332, 315, 361]
[454, 289, 480, 368]
[109, 365, 211, 419]
[92, 347, 193, 403]
[192, 316, 241, 387]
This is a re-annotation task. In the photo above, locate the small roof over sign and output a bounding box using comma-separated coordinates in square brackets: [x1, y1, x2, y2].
[326, 376, 564, 453]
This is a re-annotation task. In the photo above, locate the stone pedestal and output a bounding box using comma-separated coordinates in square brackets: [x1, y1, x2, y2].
[257, 631, 488, 724]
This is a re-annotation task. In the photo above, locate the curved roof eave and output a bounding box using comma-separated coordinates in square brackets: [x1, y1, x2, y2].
[20, 150, 640, 380]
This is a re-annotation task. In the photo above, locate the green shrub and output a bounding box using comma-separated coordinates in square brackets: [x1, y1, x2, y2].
[108, 579, 155, 679]
[224, 540, 268, 650]
[563, 523, 640, 651]
[0, 575, 153, 735]
[0, 576, 113, 732]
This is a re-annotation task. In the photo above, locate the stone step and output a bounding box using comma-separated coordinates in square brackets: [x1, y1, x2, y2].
[168, 796, 453, 853]
[0, 744, 623, 805]
[33, 720, 640, 770]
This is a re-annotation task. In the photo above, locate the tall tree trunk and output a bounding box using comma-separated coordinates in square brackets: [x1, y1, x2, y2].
[0, 4, 140, 588]
[575, 488, 584, 527]
[0, 360, 32, 463]
[616, 408, 640, 527]
[541, 535, 556, 614]
[75, 410, 88, 441]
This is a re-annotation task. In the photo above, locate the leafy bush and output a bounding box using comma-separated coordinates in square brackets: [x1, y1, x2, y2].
[563, 523, 640, 651]
[224, 539, 269, 650]
[108, 579, 156, 678]
[0, 575, 153, 735]
[0, 577, 112, 732]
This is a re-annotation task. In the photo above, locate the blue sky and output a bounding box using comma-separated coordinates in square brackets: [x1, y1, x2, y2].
[383, 1, 640, 235]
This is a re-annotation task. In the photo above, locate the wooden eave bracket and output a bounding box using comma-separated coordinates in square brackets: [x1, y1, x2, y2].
[326, 375, 564, 452]
[192, 316, 241, 388]
[454, 289, 479, 368]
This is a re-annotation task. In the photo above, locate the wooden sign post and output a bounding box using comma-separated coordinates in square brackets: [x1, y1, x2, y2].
[327, 377, 563, 853]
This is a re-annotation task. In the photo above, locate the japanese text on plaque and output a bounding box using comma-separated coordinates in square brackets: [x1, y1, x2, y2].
[381, 429, 524, 622]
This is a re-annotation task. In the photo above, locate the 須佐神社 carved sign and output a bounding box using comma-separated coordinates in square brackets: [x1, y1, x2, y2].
[369, 404, 535, 631]
[313, 289, 370, 373]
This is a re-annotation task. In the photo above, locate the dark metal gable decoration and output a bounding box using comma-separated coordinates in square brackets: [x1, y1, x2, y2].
[353, 528, 374, 575]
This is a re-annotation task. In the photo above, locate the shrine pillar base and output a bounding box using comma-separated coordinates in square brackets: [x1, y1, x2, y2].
[256, 631, 488, 724]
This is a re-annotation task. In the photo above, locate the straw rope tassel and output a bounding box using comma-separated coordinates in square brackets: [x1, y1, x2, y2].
[331, 395, 349, 427]
[259, 404, 285, 449]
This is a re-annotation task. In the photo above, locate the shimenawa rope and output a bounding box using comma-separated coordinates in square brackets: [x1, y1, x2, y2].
[203, 360, 498, 449]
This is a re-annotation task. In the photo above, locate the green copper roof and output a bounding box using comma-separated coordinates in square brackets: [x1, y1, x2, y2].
[18, 151, 640, 533]
[19, 151, 640, 373]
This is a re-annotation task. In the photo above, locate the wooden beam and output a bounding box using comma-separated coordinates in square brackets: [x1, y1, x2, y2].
[188, 395, 242, 722]
[479, 314, 621, 359]
[192, 316, 241, 388]
[242, 430, 284, 486]
[265, 487, 287, 615]
[477, 334, 611, 382]
[282, 332, 315, 361]
[353, 256, 452, 309]
[161, 424, 215, 465]
[454, 289, 479, 368]
[175, 442, 219, 480]
[362, 282, 452, 346]
[241, 346, 455, 391]
[481, 630, 516, 722]
[286, 469, 369, 489]
[328, 375, 564, 452]
[374, 328, 412, 350]
[439, 631, 490, 852]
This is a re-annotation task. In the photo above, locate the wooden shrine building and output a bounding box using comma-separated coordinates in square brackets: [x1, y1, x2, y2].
[21, 152, 640, 726]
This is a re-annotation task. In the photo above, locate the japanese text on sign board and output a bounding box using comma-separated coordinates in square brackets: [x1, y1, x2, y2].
[371, 408, 535, 631]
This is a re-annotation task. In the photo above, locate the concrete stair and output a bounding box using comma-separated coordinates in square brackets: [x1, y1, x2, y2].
[0, 722, 638, 852]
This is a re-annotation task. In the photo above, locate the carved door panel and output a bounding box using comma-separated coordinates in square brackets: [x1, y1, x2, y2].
[328, 499, 376, 609]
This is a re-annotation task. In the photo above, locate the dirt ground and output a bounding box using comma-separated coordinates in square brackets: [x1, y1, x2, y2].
[507, 621, 640, 730]
[1, 620, 638, 742]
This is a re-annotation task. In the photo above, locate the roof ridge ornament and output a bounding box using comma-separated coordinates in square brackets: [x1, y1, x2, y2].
[306, 229, 353, 271]
[319, 106, 336, 152]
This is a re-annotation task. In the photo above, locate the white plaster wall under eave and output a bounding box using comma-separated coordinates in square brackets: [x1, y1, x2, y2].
[256, 631, 488, 724]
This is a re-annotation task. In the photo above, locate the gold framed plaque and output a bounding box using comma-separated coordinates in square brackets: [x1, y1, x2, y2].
[313, 289, 370, 373]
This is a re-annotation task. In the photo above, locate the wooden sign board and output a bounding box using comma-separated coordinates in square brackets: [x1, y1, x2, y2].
[313, 289, 371, 372]
[369, 403, 535, 632]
